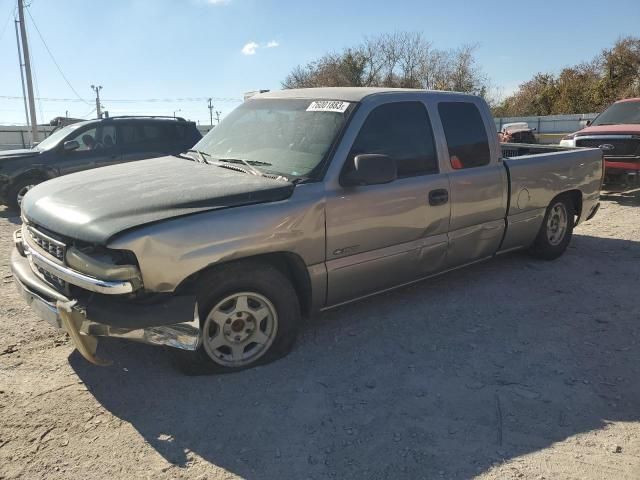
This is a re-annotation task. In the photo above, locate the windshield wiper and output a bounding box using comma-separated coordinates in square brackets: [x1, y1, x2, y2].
[227, 159, 272, 167]
[214, 157, 266, 177]
[185, 151, 291, 181]
[186, 149, 211, 164]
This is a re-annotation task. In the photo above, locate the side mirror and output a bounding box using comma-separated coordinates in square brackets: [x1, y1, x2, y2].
[63, 140, 79, 151]
[343, 154, 397, 186]
[586, 120, 592, 127]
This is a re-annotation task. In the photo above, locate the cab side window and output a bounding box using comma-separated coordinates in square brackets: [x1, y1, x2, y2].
[438, 102, 491, 169]
[120, 123, 163, 148]
[66, 126, 115, 151]
[142, 124, 164, 143]
[348, 102, 438, 177]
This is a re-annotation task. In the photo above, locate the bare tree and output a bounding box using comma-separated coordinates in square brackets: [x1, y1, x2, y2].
[282, 32, 490, 96]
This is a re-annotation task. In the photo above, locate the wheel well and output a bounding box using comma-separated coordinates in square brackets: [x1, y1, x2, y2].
[175, 252, 313, 317]
[13, 169, 53, 187]
[559, 190, 583, 221]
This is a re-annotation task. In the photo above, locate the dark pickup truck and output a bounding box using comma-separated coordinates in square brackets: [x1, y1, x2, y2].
[0, 116, 202, 209]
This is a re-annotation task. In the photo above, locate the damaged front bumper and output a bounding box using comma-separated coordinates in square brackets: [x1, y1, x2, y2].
[10, 245, 201, 364]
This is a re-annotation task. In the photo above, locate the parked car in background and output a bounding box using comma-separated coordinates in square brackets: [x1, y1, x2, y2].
[0, 116, 202, 210]
[560, 98, 640, 184]
[498, 122, 537, 144]
[12, 88, 602, 372]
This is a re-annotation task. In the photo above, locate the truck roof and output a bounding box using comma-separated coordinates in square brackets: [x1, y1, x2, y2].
[615, 97, 640, 104]
[70, 116, 194, 129]
[256, 87, 475, 102]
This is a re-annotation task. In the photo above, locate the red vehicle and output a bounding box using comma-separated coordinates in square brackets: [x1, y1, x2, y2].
[560, 98, 640, 184]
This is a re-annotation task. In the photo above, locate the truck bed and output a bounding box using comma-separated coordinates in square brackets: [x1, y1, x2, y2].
[500, 142, 574, 158]
[497, 144, 603, 252]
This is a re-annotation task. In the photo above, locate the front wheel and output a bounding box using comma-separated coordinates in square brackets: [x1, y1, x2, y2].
[7, 177, 41, 211]
[190, 261, 301, 373]
[528, 196, 575, 260]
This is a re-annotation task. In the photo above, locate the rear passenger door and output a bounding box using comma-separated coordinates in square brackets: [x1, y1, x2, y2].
[437, 101, 507, 267]
[118, 122, 172, 163]
[325, 101, 451, 306]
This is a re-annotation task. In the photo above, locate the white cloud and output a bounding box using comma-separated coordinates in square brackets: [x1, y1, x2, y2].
[241, 41, 259, 55]
[241, 40, 280, 56]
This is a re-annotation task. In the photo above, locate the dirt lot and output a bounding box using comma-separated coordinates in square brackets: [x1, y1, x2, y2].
[1, 190, 639, 480]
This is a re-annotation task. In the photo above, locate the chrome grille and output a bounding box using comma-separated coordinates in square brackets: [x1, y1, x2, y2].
[26, 226, 66, 261]
[33, 262, 67, 290]
[576, 137, 640, 157]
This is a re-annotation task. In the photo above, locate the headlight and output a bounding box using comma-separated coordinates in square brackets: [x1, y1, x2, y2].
[559, 134, 576, 147]
[65, 246, 142, 289]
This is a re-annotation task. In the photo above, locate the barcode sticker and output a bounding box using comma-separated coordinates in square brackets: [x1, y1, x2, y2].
[306, 100, 350, 113]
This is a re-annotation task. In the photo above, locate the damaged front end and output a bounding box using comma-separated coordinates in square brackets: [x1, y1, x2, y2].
[11, 222, 200, 365]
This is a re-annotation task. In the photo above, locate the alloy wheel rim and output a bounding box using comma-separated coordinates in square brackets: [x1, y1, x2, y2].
[202, 292, 278, 367]
[17, 185, 35, 206]
[546, 203, 568, 246]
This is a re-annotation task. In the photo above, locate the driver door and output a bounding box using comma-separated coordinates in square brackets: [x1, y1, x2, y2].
[325, 101, 450, 306]
[58, 125, 120, 174]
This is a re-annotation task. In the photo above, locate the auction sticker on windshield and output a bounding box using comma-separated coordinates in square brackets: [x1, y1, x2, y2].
[306, 100, 350, 113]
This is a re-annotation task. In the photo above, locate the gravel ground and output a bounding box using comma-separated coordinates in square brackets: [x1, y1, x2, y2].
[0, 190, 639, 480]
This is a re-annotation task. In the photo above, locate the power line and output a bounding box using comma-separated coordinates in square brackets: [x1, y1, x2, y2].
[0, 1, 16, 42]
[25, 6, 90, 104]
[81, 106, 96, 118]
[0, 95, 242, 103]
[29, 28, 44, 124]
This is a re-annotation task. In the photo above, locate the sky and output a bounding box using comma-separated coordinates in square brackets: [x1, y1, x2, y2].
[0, 0, 639, 125]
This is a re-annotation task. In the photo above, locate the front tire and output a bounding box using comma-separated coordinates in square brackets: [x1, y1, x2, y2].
[528, 195, 575, 260]
[7, 177, 41, 211]
[190, 261, 301, 373]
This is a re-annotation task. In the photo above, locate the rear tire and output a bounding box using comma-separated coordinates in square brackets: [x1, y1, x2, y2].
[528, 195, 575, 260]
[182, 261, 301, 374]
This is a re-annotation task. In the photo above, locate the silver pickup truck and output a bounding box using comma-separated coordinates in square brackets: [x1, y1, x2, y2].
[11, 88, 603, 372]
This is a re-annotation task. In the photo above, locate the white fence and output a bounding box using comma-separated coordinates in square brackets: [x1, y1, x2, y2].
[494, 113, 599, 144]
[0, 125, 56, 151]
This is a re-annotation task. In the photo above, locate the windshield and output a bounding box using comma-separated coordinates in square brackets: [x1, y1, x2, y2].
[193, 98, 354, 178]
[591, 101, 640, 126]
[36, 123, 87, 150]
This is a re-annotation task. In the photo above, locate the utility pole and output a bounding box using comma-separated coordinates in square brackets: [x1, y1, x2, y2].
[17, 0, 38, 144]
[14, 19, 30, 129]
[91, 85, 103, 118]
[207, 98, 214, 126]
[214, 110, 221, 125]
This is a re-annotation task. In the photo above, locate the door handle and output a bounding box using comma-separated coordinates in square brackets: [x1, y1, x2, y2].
[428, 189, 449, 206]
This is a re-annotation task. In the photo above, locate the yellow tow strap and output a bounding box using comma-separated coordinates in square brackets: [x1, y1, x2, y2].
[57, 300, 111, 366]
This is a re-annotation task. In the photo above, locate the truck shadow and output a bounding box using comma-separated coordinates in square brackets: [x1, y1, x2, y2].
[0, 206, 22, 224]
[71, 233, 640, 479]
[601, 186, 640, 206]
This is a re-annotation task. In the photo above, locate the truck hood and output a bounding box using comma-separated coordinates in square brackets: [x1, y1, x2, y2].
[21, 156, 295, 244]
[574, 124, 640, 136]
[0, 148, 40, 160]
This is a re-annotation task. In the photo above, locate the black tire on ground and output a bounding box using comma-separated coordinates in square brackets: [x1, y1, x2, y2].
[528, 195, 575, 260]
[6, 176, 43, 211]
[178, 260, 301, 374]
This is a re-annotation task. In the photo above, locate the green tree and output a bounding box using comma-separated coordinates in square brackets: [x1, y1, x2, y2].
[494, 36, 640, 116]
